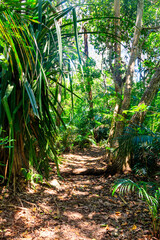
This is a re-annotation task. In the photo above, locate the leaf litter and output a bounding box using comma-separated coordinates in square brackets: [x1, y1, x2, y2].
[0, 146, 158, 240]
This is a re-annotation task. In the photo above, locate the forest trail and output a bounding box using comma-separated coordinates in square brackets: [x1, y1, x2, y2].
[59, 146, 107, 176]
[0, 146, 153, 240]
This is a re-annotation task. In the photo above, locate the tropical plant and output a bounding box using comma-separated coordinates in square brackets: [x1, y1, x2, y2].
[0, 128, 14, 182]
[114, 125, 160, 176]
[0, 0, 81, 189]
[79, 0, 160, 173]
[112, 179, 160, 238]
[21, 167, 43, 187]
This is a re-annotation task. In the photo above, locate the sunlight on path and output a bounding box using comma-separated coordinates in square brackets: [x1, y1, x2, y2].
[0, 146, 151, 240]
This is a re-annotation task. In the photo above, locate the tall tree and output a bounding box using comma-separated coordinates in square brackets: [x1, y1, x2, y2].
[107, 0, 123, 150]
[107, 0, 145, 172]
[83, 24, 94, 119]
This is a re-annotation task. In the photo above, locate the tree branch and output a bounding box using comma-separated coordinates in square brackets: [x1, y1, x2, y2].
[130, 68, 160, 125]
[143, 25, 160, 30]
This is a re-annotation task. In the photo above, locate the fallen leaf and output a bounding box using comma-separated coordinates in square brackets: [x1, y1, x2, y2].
[132, 225, 137, 230]
[32, 207, 37, 212]
[115, 212, 121, 216]
[136, 210, 141, 213]
[143, 209, 149, 212]
[105, 225, 109, 230]
[121, 222, 128, 226]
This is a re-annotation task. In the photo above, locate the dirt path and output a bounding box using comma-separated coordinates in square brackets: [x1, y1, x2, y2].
[60, 146, 107, 175]
[0, 146, 154, 239]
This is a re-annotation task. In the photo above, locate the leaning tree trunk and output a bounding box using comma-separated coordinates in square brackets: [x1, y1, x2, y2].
[107, 0, 144, 173]
[130, 68, 160, 126]
[106, 68, 160, 175]
[121, 67, 160, 172]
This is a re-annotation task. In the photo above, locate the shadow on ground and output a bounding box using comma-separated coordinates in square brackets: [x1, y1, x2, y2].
[0, 146, 153, 240]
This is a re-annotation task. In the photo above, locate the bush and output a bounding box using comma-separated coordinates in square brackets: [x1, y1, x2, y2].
[115, 126, 160, 177]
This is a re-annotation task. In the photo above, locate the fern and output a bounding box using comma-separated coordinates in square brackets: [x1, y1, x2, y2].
[114, 125, 160, 176]
[112, 179, 160, 238]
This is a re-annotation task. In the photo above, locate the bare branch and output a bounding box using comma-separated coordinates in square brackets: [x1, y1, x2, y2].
[143, 25, 160, 30]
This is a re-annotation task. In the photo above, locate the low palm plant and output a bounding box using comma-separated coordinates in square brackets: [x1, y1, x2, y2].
[115, 125, 160, 176]
[112, 179, 160, 238]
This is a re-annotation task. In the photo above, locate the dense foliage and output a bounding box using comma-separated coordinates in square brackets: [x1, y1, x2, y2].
[0, 0, 159, 188]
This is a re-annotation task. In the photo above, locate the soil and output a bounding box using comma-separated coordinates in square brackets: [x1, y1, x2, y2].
[0, 146, 158, 240]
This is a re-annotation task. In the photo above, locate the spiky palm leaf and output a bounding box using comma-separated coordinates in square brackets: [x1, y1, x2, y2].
[112, 179, 160, 237]
[0, 0, 80, 185]
[114, 125, 160, 175]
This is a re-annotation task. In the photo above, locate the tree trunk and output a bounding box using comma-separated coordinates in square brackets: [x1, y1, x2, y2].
[114, 0, 122, 93]
[130, 68, 160, 126]
[83, 26, 93, 118]
[107, 0, 144, 172]
[106, 68, 160, 176]
[107, 0, 122, 153]
[121, 67, 160, 172]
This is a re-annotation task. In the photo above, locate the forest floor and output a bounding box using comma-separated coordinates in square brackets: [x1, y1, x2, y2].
[0, 146, 158, 240]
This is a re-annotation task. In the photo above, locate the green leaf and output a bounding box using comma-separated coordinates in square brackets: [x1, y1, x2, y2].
[72, 8, 82, 65]
[54, 19, 62, 70]
[24, 80, 40, 119]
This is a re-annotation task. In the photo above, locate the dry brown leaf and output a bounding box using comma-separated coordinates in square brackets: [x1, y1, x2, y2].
[115, 211, 121, 216]
[132, 225, 137, 230]
[121, 222, 128, 226]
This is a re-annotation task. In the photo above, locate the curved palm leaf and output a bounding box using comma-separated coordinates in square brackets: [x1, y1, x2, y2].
[0, 0, 81, 185]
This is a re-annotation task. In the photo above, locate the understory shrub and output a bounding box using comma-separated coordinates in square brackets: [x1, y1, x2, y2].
[115, 126, 160, 177]
[56, 125, 96, 153]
